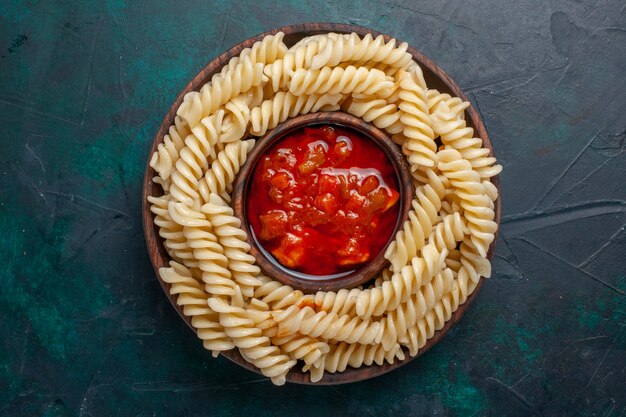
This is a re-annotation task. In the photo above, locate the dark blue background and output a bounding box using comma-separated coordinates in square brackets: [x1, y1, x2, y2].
[1, 1, 624, 416]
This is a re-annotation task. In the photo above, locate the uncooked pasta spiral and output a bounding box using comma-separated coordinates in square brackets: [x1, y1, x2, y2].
[310, 32, 413, 73]
[210, 33, 288, 89]
[169, 202, 244, 307]
[323, 341, 405, 374]
[177, 56, 265, 128]
[160, 261, 234, 356]
[393, 71, 437, 168]
[168, 110, 225, 208]
[432, 101, 502, 179]
[483, 179, 499, 203]
[380, 268, 454, 350]
[264, 38, 327, 92]
[149, 116, 190, 181]
[273, 305, 384, 345]
[403, 291, 456, 356]
[437, 148, 497, 257]
[239, 32, 288, 70]
[405, 60, 427, 89]
[201, 194, 262, 298]
[459, 240, 492, 283]
[252, 275, 303, 311]
[157, 195, 254, 280]
[219, 96, 251, 143]
[426, 89, 470, 118]
[428, 212, 467, 253]
[271, 333, 330, 377]
[148, 30, 500, 385]
[296, 287, 362, 316]
[196, 139, 255, 205]
[288, 65, 394, 97]
[355, 243, 448, 319]
[177, 33, 286, 126]
[385, 169, 445, 271]
[147, 194, 195, 267]
[208, 296, 296, 385]
[249, 91, 343, 136]
[452, 243, 489, 308]
[344, 95, 403, 134]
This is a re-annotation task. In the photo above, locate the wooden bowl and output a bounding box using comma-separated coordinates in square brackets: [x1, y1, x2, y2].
[231, 111, 413, 293]
[143, 23, 501, 385]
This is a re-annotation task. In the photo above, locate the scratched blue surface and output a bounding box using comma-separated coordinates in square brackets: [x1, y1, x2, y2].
[0, 1, 625, 416]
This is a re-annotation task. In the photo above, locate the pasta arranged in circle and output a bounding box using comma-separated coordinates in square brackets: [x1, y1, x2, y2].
[148, 31, 501, 385]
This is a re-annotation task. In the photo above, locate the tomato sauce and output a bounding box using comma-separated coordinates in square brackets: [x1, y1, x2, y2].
[247, 125, 400, 276]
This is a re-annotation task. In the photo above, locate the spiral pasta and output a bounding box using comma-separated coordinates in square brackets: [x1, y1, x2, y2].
[288, 65, 394, 97]
[208, 296, 296, 385]
[160, 261, 234, 356]
[264, 38, 327, 92]
[323, 341, 405, 374]
[428, 212, 467, 253]
[201, 194, 262, 298]
[168, 109, 227, 208]
[426, 89, 470, 118]
[295, 287, 362, 317]
[196, 139, 255, 205]
[437, 148, 497, 257]
[176, 57, 263, 128]
[355, 243, 448, 319]
[380, 268, 454, 350]
[344, 95, 403, 134]
[177, 33, 287, 126]
[384, 168, 445, 271]
[149, 116, 190, 181]
[403, 290, 456, 356]
[271, 333, 330, 378]
[252, 274, 304, 311]
[249, 91, 343, 136]
[272, 305, 383, 345]
[147, 194, 196, 267]
[394, 71, 437, 169]
[148, 31, 500, 385]
[310, 32, 413, 73]
[431, 101, 502, 179]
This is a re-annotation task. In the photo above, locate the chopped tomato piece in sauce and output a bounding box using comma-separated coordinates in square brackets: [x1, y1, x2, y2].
[248, 125, 400, 275]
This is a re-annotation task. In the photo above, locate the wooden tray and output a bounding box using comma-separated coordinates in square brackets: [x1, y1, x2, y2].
[142, 22, 501, 385]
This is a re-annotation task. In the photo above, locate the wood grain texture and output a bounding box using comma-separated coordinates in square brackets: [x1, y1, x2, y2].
[231, 111, 413, 293]
[142, 22, 501, 384]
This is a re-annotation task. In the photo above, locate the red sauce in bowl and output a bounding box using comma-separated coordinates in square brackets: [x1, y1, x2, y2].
[247, 125, 400, 276]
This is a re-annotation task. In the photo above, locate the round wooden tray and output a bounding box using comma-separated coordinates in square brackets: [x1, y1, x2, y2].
[142, 23, 501, 385]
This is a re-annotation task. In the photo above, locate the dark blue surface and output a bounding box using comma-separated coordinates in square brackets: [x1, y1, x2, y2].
[0, 1, 624, 416]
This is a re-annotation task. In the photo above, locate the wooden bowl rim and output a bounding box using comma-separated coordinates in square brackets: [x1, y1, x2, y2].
[142, 22, 501, 385]
[231, 111, 413, 293]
